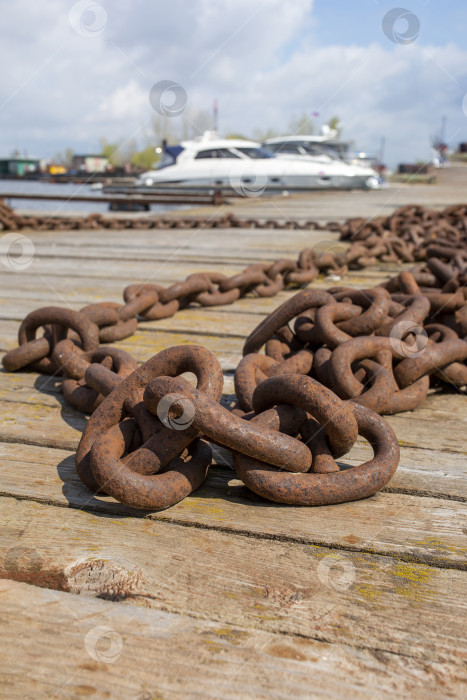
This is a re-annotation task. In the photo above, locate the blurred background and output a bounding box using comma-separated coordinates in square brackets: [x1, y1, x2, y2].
[0, 0, 466, 187]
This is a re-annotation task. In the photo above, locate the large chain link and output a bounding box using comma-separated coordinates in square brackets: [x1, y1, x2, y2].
[2, 204, 466, 510]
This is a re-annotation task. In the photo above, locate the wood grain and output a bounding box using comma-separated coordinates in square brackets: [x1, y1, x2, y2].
[1, 438, 465, 505]
[1, 498, 465, 667]
[1, 189, 466, 697]
[0, 443, 465, 569]
[3, 579, 464, 700]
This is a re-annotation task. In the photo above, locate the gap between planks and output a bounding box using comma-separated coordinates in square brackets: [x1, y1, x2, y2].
[1, 497, 466, 669]
[3, 489, 466, 573]
[0, 440, 465, 571]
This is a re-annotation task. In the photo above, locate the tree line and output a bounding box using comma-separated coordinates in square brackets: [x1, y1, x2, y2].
[53, 112, 342, 170]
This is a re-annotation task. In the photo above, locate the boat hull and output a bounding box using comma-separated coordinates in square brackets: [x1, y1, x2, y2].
[137, 173, 376, 191]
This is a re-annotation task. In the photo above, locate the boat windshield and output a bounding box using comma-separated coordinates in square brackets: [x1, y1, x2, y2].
[156, 145, 184, 170]
[156, 152, 175, 170]
[265, 141, 342, 160]
[310, 144, 342, 160]
[194, 148, 241, 159]
[234, 147, 275, 159]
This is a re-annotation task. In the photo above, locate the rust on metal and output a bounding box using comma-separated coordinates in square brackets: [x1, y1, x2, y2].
[233, 401, 400, 506]
[2, 203, 467, 510]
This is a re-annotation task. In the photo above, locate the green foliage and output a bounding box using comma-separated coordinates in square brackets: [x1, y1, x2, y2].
[99, 137, 155, 168]
[131, 145, 159, 170]
[327, 116, 342, 135]
[99, 138, 124, 166]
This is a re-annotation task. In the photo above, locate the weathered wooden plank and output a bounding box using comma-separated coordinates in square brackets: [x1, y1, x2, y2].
[3, 580, 463, 700]
[0, 289, 305, 323]
[0, 263, 389, 291]
[0, 188, 464, 700]
[0, 418, 465, 504]
[1, 251, 258, 275]
[346, 443, 467, 500]
[0, 328, 245, 365]
[0, 367, 462, 432]
[0, 255, 250, 281]
[406, 389, 467, 418]
[19, 240, 326, 260]
[162, 476, 467, 568]
[2, 335, 466, 413]
[1, 380, 464, 456]
[0, 441, 465, 568]
[0, 399, 85, 450]
[2, 436, 466, 515]
[2, 365, 463, 437]
[6, 225, 338, 256]
[0, 270, 209, 299]
[1, 498, 466, 667]
[226, 187, 467, 217]
[0, 299, 270, 340]
[0, 287, 323, 333]
[0, 263, 390, 297]
[0, 229, 392, 281]
[0, 358, 465, 491]
[383, 413, 467, 454]
[1, 235, 333, 277]
[0, 372, 64, 408]
[0, 288, 295, 328]
[0, 350, 467, 438]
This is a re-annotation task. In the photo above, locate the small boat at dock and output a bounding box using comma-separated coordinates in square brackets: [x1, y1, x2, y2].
[136, 132, 380, 192]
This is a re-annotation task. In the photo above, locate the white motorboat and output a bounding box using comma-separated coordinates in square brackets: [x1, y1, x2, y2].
[137, 131, 380, 192]
[263, 132, 381, 189]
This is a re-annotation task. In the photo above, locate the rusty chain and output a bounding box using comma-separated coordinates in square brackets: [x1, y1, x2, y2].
[2, 204, 466, 510]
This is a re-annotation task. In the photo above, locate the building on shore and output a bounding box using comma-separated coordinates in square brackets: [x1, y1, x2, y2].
[70, 154, 109, 174]
[0, 157, 41, 177]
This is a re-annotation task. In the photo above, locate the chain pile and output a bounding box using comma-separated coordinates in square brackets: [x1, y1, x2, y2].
[237, 270, 467, 414]
[2, 205, 466, 510]
[0, 200, 240, 232]
[0, 197, 466, 272]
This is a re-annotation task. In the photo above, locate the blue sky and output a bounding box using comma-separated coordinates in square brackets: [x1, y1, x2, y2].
[0, 0, 466, 167]
[311, 0, 467, 49]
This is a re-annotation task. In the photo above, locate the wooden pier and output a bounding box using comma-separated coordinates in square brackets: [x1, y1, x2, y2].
[0, 185, 465, 698]
[1, 188, 224, 207]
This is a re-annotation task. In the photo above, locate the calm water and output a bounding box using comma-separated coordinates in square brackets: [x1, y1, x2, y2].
[0, 179, 181, 215]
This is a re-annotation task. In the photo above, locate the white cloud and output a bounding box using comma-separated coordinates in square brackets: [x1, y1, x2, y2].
[96, 80, 148, 121]
[0, 0, 466, 165]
